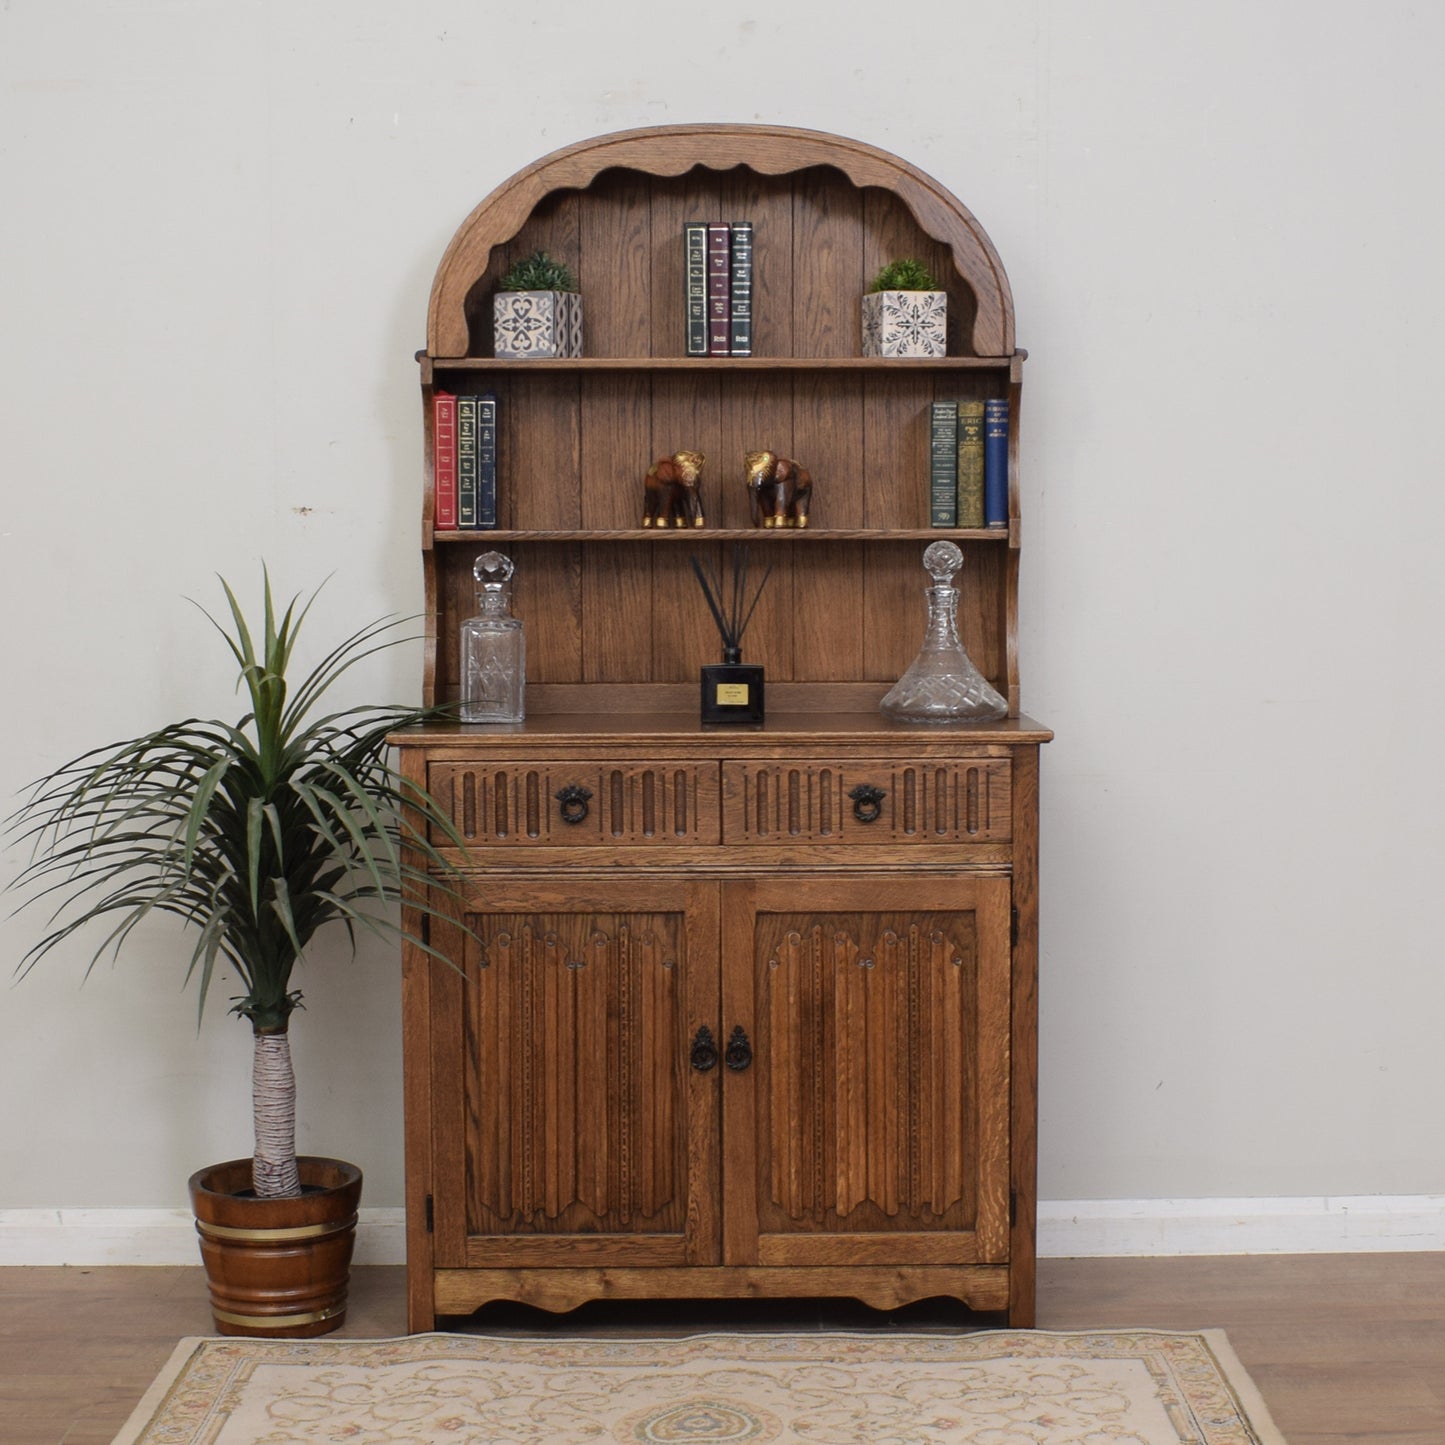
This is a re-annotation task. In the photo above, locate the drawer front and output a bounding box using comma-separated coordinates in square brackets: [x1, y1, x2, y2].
[722, 758, 1011, 845]
[427, 760, 720, 846]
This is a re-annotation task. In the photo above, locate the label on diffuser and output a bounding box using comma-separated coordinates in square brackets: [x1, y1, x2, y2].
[715, 683, 750, 705]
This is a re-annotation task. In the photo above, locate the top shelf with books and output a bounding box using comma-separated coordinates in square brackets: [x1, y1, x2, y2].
[427, 128, 1015, 362]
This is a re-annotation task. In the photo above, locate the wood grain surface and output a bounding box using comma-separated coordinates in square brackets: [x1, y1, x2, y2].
[402, 127, 1042, 1327]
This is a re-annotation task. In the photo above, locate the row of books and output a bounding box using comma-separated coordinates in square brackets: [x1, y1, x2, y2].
[930, 399, 1009, 529]
[431, 387, 1006, 534]
[433, 391, 498, 530]
[685, 222, 752, 357]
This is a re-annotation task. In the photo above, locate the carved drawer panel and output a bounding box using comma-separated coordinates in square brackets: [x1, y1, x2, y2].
[427, 760, 720, 846]
[722, 757, 1011, 845]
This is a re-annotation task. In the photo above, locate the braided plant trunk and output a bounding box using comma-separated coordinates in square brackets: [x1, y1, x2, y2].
[251, 1029, 302, 1199]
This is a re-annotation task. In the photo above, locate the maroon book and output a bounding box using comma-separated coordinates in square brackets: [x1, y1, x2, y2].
[707, 223, 730, 356]
[432, 390, 458, 530]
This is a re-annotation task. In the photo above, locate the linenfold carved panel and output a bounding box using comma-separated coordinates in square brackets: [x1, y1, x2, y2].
[723, 759, 1011, 844]
[429, 761, 720, 845]
[463, 912, 686, 1232]
[757, 913, 979, 1227]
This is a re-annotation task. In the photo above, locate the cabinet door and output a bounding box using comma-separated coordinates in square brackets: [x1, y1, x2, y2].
[429, 878, 720, 1269]
[721, 876, 1012, 1268]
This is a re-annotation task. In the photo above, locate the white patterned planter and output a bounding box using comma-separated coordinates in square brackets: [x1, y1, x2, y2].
[493, 291, 583, 359]
[860, 289, 948, 358]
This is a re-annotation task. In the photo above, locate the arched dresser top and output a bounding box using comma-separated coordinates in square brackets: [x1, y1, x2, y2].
[426, 124, 1015, 357]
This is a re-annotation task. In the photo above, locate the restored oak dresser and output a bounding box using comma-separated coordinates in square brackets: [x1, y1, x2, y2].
[394, 124, 1050, 1330]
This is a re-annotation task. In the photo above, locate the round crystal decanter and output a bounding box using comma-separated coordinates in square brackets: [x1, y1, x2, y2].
[459, 551, 525, 724]
[879, 541, 1007, 723]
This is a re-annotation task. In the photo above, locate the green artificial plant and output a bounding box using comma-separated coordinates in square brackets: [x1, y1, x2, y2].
[868, 258, 940, 293]
[6, 573, 465, 1200]
[499, 249, 579, 293]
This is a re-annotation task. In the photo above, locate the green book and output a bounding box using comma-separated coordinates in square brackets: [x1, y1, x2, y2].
[684, 222, 708, 356]
[929, 401, 958, 527]
[456, 395, 478, 528]
[956, 400, 986, 528]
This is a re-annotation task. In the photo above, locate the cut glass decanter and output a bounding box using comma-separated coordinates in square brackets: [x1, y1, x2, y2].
[459, 551, 525, 723]
[880, 540, 1007, 723]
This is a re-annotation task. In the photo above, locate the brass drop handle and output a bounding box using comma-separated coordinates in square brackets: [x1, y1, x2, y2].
[690, 1025, 719, 1073]
[555, 784, 593, 825]
[724, 1025, 753, 1071]
[849, 783, 887, 824]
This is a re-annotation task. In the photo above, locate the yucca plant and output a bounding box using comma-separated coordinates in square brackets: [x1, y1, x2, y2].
[6, 573, 464, 1199]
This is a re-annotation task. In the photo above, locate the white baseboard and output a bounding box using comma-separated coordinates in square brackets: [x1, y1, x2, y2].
[1038, 1195, 1445, 1257]
[2, 1197, 1442, 1266]
[0, 1207, 408, 1267]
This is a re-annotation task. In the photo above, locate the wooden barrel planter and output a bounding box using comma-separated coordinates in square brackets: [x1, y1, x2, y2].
[189, 1156, 362, 1338]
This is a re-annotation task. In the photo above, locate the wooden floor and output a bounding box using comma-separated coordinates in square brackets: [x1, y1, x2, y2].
[3, 1255, 1443, 1443]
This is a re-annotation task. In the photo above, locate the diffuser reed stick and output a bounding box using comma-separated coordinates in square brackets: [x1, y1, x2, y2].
[690, 546, 773, 663]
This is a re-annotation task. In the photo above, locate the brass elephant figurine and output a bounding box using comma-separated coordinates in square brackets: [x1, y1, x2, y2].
[745, 450, 813, 528]
[642, 450, 706, 528]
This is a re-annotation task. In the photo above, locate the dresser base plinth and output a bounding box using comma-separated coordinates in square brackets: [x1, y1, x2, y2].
[432, 1264, 1013, 1320]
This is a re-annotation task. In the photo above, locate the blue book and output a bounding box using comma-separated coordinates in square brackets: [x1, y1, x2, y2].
[475, 392, 498, 529]
[984, 398, 1009, 528]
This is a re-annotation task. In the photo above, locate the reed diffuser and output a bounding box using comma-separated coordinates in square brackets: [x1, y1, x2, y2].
[690, 546, 772, 724]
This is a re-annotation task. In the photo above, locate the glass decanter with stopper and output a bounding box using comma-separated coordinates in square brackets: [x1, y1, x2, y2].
[459, 551, 525, 723]
[880, 540, 1007, 722]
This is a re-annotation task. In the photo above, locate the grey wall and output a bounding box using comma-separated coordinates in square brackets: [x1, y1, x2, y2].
[2, 1, 1442, 1211]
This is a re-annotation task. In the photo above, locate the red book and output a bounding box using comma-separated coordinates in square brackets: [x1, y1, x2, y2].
[707, 224, 731, 356]
[433, 390, 458, 530]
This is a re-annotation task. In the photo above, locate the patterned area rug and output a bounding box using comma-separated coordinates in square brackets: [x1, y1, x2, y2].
[114, 1330, 1286, 1444]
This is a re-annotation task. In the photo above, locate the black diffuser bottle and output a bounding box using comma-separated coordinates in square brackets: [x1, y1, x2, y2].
[692, 547, 771, 725]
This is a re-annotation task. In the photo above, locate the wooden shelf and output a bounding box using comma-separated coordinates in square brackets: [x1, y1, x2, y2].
[423, 354, 1017, 374]
[419, 124, 1025, 706]
[432, 526, 1013, 544]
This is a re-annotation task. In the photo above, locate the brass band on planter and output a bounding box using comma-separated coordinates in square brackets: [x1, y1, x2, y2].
[210, 1304, 344, 1329]
[196, 1216, 358, 1243]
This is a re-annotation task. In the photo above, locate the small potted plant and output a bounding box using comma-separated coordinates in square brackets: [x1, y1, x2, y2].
[861, 258, 948, 358]
[493, 248, 583, 358]
[6, 572, 467, 1337]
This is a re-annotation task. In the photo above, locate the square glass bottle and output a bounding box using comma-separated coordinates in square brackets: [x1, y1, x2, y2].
[459, 551, 525, 723]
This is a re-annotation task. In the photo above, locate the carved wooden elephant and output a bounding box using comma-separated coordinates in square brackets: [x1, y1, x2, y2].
[745, 450, 813, 528]
[642, 450, 706, 528]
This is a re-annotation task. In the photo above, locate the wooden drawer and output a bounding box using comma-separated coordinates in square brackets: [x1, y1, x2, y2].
[427, 760, 720, 846]
[722, 757, 1012, 845]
